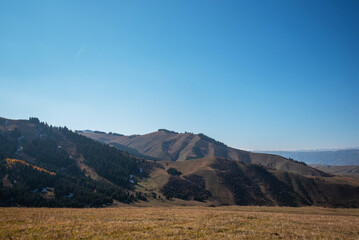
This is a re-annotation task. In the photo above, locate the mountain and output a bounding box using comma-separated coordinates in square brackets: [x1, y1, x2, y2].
[257, 149, 359, 166]
[1, 117, 359, 208]
[81, 129, 328, 177]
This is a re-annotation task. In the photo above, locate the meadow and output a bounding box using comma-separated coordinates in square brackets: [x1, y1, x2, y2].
[1, 206, 359, 239]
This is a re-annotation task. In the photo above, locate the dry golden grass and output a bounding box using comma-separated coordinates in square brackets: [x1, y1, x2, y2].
[1, 206, 359, 239]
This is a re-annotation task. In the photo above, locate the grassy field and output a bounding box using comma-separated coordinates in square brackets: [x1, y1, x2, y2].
[1, 206, 359, 239]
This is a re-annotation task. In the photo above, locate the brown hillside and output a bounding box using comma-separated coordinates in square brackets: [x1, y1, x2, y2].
[82, 130, 328, 177]
[136, 156, 359, 207]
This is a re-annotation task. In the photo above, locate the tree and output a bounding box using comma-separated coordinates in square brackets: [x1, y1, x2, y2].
[167, 167, 182, 176]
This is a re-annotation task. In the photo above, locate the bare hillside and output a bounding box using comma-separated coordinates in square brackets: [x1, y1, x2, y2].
[82, 130, 328, 177]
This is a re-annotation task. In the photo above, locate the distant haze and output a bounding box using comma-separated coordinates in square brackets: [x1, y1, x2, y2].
[258, 149, 359, 166]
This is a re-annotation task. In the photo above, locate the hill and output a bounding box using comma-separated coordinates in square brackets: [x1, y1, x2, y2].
[0, 117, 149, 207]
[134, 156, 359, 208]
[81, 129, 328, 177]
[258, 149, 359, 166]
[1, 117, 359, 208]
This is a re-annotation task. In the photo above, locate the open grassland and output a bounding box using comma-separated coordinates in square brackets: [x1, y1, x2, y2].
[1, 206, 359, 239]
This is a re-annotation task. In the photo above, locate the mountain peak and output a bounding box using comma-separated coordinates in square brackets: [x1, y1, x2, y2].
[157, 129, 179, 134]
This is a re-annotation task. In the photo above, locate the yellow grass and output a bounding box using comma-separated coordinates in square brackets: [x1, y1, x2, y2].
[1, 206, 359, 239]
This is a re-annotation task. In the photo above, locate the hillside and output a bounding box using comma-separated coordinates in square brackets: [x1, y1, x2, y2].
[258, 149, 359, 166]
[0, 117, 148, 207]
[2, 117, 359, 208]
[81, 130, 328, 177]
[134, 156, 359, 208]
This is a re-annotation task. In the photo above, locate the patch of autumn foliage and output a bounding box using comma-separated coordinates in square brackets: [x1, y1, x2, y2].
[5, 158, 56, 176]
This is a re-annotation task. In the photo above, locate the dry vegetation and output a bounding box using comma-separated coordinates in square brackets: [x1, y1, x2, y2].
[5, 158, 56, 176]
[1, 206, 359, 239]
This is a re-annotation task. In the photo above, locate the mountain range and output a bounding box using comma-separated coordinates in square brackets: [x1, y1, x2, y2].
[257, 149, 359, 166]
[1, 117, 359, 208]
[80, 129, 326, 176]
[81, 128, 359, 207]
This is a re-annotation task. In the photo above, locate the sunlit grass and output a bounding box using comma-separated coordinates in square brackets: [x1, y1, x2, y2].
[1, 206, 359, 239]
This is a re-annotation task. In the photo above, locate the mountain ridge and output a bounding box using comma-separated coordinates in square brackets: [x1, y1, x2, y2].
[81, 130, 328, 177]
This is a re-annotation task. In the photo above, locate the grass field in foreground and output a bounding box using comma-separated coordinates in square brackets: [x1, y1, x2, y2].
[1, 206, 359, 239]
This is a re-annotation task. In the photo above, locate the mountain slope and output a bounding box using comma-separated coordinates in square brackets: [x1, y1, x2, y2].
[136, 156, 359, 207]
[0, 117, 148, 207]
[82, 130, 328, 177]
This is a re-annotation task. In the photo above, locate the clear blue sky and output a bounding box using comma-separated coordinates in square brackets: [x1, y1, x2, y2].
[1, 0, 358, 150]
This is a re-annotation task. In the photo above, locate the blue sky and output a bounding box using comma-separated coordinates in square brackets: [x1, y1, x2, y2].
[0, 0, 358, 150]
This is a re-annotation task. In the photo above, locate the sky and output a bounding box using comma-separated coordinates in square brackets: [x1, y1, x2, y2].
[0, 0, 358, 151]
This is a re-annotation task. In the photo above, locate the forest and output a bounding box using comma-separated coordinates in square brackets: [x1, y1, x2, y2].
[0, 118, 146, 207]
